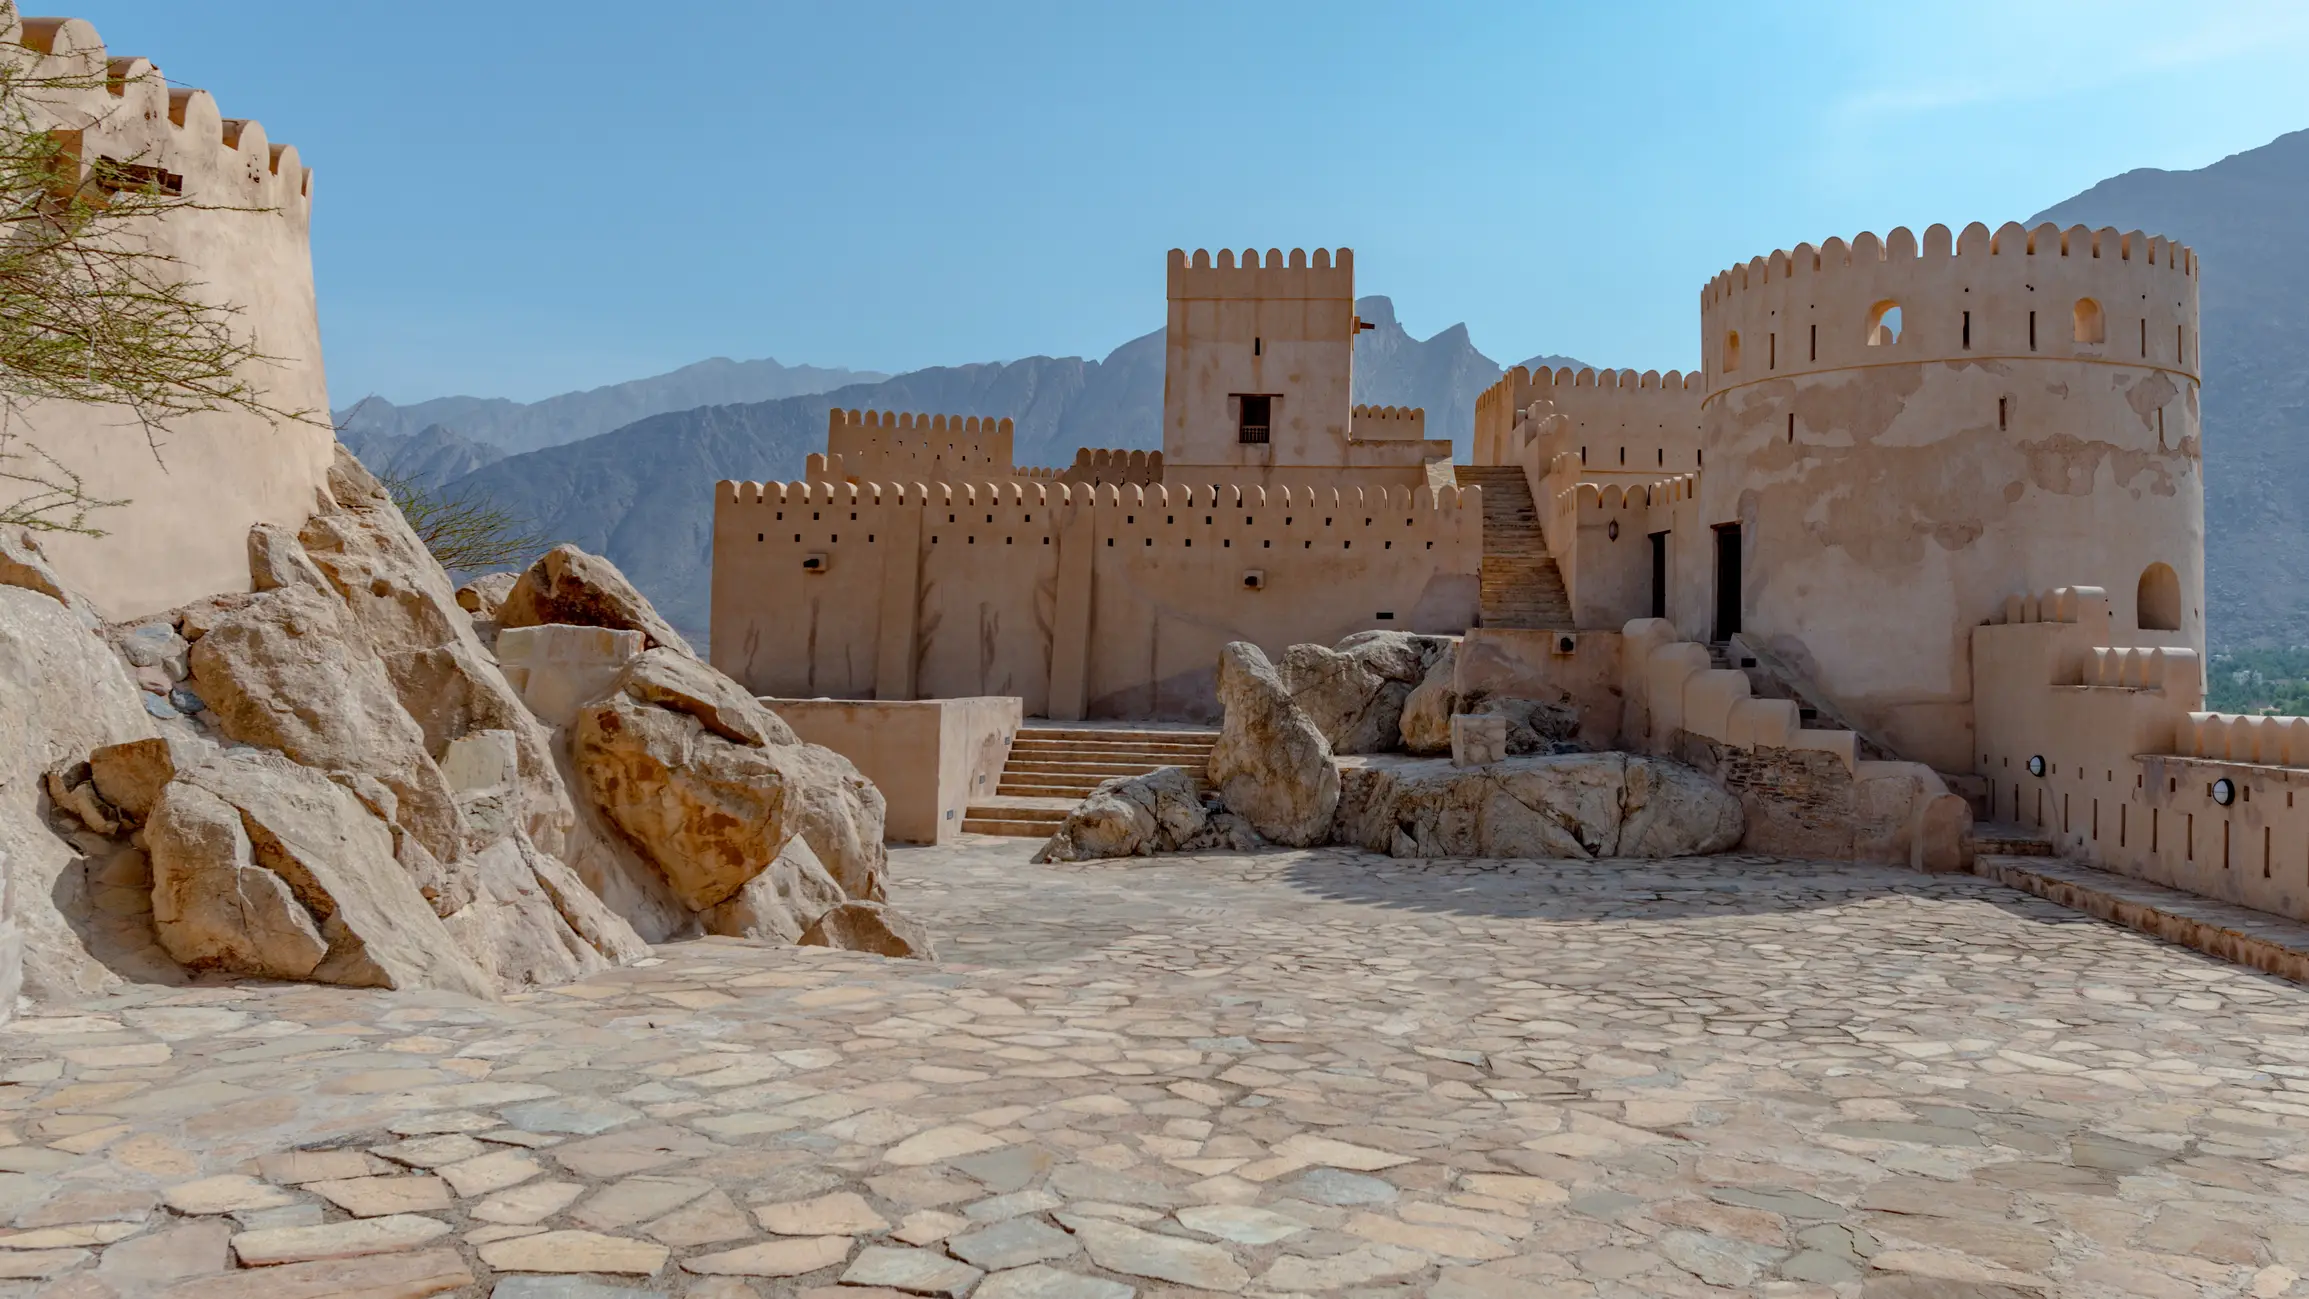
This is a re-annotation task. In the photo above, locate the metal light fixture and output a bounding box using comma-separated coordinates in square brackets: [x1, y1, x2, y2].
[2213, 778, 2237, 806]
[2026, 755, 2046, 777]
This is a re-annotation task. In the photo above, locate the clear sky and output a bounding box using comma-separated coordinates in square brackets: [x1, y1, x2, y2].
[71, 0, 2309, 404]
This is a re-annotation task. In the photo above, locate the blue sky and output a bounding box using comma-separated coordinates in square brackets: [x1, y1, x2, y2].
[75, 0, 2309, 404]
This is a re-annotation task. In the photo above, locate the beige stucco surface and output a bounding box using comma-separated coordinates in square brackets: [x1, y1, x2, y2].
[764, 697, 1020, 844]
[10, 17, 332, 621]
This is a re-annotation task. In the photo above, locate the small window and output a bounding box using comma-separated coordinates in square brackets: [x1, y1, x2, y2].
[2137, 562, 2181, 631]
[1238, 394, 1271, 444]
[2073, 297, 2105, 344]
[1722, 330, 1741, 373]
[1866, 300, 1902, 347]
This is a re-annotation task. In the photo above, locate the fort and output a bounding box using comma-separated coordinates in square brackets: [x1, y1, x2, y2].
[701, 224, 2309, 935]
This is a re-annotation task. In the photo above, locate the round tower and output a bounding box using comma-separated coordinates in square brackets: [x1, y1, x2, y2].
[1695, 221, 2202, 772]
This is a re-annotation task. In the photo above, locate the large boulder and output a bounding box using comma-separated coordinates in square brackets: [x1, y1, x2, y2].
[500, 545, 695, 656]
[572, 652, 888, 911]
[1333, 753, 1742, 860]
[145, 751, 494, 995]
[1208, 642, 1338, 847]
[298, 450, 576, 859]
[455, 571, 520, 619]
[0, 586, 157, 1000]
[1033, 767, 1264, 863]
[188, 584, 470, 868]
[1277, 632, 1452, 754]
[1470, 695, 1581, 754]
[704, 835, 847, 942]
[1398, 643, 1460, 754]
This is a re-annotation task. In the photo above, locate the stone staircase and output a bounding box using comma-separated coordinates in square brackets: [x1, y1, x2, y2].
[962, 726, 1221, 838]
[1457, 466, 1573, 630]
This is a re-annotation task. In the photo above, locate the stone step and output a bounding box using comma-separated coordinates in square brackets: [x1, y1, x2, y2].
[1008, 743, 1213, 759]
[1017, 728, 1220, 744]
[1966, 822, 2058, 857]
[1975, 855, 2309, 985]
[961, 818, 1056, 837]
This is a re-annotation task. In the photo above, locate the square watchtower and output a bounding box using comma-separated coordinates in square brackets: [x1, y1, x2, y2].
[1161, 247, 1359, 469]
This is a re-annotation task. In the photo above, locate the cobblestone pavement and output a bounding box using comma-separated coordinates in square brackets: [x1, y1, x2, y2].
[2, 839, 2307, 1298]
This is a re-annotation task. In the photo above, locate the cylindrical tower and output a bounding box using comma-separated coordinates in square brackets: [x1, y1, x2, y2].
[1695, 221, 2202, 772]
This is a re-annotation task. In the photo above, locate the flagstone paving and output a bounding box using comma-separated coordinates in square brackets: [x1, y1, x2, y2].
[1, 837, 2307, 1297]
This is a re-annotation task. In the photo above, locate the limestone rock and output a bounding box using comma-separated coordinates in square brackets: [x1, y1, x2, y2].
[1278, 632, 1451, 755]
[0, 528, 100, 626]
[1620, 755, 1746, 857]
[188, 584, 469, 865]
[146, 751, 494, 995]
[440, 837, 626, 990]
[798, 901, 935, 960]
[704, 835, 846, 942]
[500, 545, 694, 656]
[1451, 713, 1508, 767]
[616, 648, 796, 747]
[88, 736, 212, 823]
[1471, 695, 1581, 754]
[1398, 641, 1460, 754]
[574, 690, 887, 911]
[0, 587, 158, 999]
[247, 523, 327, 593]
[1333, 752, 1742, 860]
[1033, 767, 1263, 862]
[1208, 642, 1338, 847]
[296, 450, 576, 861]
[455, 571, 520, 618]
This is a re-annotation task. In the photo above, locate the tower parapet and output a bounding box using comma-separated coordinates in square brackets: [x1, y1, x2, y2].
[1695, 221, 2204, 773]
[824, 409, 1015, 482]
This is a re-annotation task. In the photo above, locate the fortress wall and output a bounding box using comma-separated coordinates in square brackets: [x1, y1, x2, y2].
[1163, 247, 1359, 469]
[1349, 404, 1426, 441]
[1699, 223, 2202, 772]
[1971, 585, 2309, 922]
[710, 477, 1481, 721]
[824, 410, 1016, 482]
[13, 17, 332, 619]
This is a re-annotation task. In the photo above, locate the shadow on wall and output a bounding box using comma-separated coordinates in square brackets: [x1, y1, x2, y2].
[1272, 851, 2112, 925]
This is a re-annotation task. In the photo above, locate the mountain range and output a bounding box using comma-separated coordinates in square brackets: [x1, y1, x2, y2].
[2031, 127, 2309, 652]
[340, 127, 2309, 650]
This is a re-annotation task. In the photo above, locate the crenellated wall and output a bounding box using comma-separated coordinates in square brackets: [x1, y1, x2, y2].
[1966, 584, 2309, 922]
[1349, 404, 1427, 441]
[1481, 367, 1703, 478]
[710, 475, 1482, 721]
[11, 14, 332, 620]
[1163, 247, 1360, 470]
[825, 410, 1016, 482]
[1698, 222, 2202, 773]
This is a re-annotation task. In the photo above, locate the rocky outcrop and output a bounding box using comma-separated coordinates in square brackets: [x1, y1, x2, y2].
[574, 646, 891, 913]
[500, 545, 694, 655]
[704, 836, 848, 942]
[1398, 644, 1459, 754]
[1333, 753, 1742, 860]
[1208, 642, 1339, 847]
[455, 572, 520, 618]
[799, 901, 935, 960]
[146, 750, 495, 995]
[1278, 632, 1451, 755]
[0, 583, 158, 999]
[1469, 695, 1581, 754]
[1033, 767, 1263, 863]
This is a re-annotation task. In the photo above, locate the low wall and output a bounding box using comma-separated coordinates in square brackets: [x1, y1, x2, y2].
[765, 697, 1020, 845]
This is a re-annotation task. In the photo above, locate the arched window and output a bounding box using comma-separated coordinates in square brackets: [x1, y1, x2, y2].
[1722, 330, 1741, 374]
[1866, 300, 1902, 347]
[2073, 297, 2106, 344]
[2137, 562, 2181, 631]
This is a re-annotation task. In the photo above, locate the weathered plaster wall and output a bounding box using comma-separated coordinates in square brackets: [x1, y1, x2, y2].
[1455, 629, 1624, 751]
[1700, 222, 2202, 772]
[13, 17, 332, 621]
[712, 478, 1482, 722]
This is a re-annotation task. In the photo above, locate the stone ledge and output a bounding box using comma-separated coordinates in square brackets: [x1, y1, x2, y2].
[1975, 854, 2309, 985]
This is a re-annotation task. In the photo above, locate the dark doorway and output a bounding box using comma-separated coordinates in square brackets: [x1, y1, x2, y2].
[1713, 523, 1742, 639]
[1648, 531, 1668, 619]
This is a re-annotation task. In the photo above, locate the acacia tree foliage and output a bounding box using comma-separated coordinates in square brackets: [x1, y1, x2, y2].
[379, 470, 550, 574]
[0, 4, 313, 534]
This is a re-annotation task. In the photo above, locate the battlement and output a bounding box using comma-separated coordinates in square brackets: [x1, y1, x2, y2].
[1477, 366, 1701, 468]
[13, 15, 313, 216]
[1701, 222, 2200, 386]
[1059, 448, 1163, 486]
[824, 408, 1015, 480]
[1347, 404, 1426, 442]
[1166, 247, 1355, 301]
